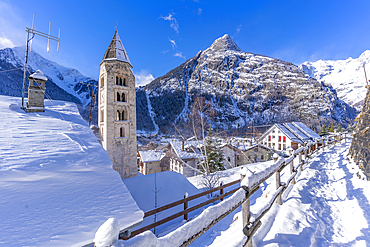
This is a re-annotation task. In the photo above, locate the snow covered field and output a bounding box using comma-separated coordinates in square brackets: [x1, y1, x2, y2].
[190, 141, 370, 246]
[0, 96, 143, 247]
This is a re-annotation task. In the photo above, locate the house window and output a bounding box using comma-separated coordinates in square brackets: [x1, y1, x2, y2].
[268, 143, 271, 147]
[278, 130, 281, 133]
[283, 144, 286, 149]
[272, 130, 275, 133]
[227, 157, 231, 162]
[278, 144, 281, 150]
[272, 136, 275, 139]
[278, 136, 281, 142]
[268, 136, 271, 141]
[261, 155, 264, 160]
[273, 143, 275, 146]
[283, 136, 286, 142]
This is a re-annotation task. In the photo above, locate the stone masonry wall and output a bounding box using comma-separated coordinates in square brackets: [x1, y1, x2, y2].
[349, 86, 370, 178]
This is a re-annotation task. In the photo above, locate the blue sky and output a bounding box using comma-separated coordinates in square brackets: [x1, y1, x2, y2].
[1, 0, 370, 86]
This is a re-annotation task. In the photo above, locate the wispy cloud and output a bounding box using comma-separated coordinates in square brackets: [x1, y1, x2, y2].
[174, 52, 186, 60]
[135, 70, 155, 87]
[169, 38, 177, 49]
[232, 24, 242, 39]
[160, 50, 169, 55]
[159, 13, 179, 33]
[197, 8, 202, 15]
[0, 2, 24, 49]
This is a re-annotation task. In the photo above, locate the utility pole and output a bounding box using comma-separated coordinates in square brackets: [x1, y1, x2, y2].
[78, 82, 97, 126]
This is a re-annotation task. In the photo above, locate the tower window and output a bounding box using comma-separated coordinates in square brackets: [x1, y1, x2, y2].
[122, 93, 126, 102]
[123, 78, 127, 86]
[120, 127, 124, 137]
[100, 77, 104, 87]
[116, 76, 119, 85]
[119, 78, 123, 85]
[117, 92, 120, 101]
[122, 109, 127, 120]
[117, 110, 121, 120]
[100, 110, 104, 122]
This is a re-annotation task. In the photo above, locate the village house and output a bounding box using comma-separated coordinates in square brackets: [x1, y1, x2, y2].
[166, 140, 204, 178]
[258, 122, 321, 152]
[138, 150, 163, 175]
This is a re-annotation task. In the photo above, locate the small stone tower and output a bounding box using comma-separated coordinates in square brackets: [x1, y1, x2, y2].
[98, 30, 137, 179]
[26, 70, 47, 112]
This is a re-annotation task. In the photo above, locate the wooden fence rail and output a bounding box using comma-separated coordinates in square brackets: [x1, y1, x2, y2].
[241, 132, 348, 247]
[122, 178, 241, 239]
[118, 132, 349, 246]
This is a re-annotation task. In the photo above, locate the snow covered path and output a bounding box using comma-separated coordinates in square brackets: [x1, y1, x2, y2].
[191, 141, 370, 247]
[255, 141, 370, 246]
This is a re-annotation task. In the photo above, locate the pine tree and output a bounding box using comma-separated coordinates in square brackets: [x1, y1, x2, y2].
[337, 123, 343, 132]
[328, 123, 335, 132]
[320, 124, 327, 135]
[205, 132, 225, 173]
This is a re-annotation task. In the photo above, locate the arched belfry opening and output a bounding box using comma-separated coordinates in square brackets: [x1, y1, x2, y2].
[98, 29, 137, 179]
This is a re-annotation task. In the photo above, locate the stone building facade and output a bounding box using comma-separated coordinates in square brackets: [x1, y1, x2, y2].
[98, 30, 137, 179]
[349, 86, 370, 178]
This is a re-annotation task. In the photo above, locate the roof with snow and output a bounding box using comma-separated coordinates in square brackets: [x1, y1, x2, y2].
[170, 140, 204, 160]
[139, 150, 163, 163]
[102, 30, 132, 66]
[29, 69, 47, 81]
[259, 122, 320, 145]
[292, 122, 321, 140]
[0, 95, 143, 247]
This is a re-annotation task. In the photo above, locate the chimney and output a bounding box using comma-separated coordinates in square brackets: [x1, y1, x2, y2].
[181, 140, 185, 151]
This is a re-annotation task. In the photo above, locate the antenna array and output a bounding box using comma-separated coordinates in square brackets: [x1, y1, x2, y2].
[21, 14, 61, 110]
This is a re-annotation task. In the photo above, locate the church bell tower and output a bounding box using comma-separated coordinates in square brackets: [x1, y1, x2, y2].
[98, 30, 137, 179]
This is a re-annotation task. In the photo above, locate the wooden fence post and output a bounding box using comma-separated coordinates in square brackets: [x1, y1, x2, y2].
[345, 133, 347, 142]
[184, 193, 188, 221]
[287, 148, 295, 184]
[276, 167, 283, 205]
[220, 182, 224, 201]
[241, 171, 252, 247]
[299, 150, 303, 171]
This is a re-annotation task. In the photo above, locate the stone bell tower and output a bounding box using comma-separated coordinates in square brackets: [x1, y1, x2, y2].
[98, 30, 137, 179]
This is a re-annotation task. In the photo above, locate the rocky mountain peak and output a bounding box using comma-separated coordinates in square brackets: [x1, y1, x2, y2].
[205, 34, 241, 53]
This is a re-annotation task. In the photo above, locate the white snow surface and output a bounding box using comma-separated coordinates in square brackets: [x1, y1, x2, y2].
[94, 218, 121, 247]
[190, 141, 370, 246]
[301, 50, 370, 109]
[0, 95, 143, 247]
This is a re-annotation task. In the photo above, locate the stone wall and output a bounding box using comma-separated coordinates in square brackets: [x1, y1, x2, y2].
[349, 86, 370, 178]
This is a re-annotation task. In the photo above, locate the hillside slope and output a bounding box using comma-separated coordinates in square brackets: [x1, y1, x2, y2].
[137, 34, 357, 135]
[0, 47, 98, 124]
[300, 50, 370, 110]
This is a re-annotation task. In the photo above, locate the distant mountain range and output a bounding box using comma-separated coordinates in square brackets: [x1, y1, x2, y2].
[0, 47, 98, 124]
[0, 39, 365, 135]
[300, 50, 370, 110]
[136, 34, 357, 135]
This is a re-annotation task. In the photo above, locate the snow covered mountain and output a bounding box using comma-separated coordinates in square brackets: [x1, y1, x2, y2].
[137, 34, 357, 135]
[0, 47, 98, 123]
[300, 50, 370, 110]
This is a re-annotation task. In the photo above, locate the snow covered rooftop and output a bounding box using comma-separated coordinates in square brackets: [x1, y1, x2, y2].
[29, 69, 47, 81]
[139, 150, 163, 163]
[0, 96, 143, 247]
[292, 121, 321, 140]
[171, 140, 204, 160]
[102, 30, 132, 66]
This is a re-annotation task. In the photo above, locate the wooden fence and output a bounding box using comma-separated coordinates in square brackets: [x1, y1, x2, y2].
[120, 179, 241, 240]
[241, 132, 348, 247]
[119, 132, 349, 247]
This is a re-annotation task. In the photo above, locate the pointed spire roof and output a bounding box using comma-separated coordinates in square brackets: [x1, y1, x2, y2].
[102, 30, 132, 66]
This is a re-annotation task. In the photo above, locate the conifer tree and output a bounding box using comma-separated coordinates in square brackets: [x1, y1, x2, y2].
[204, 129, 225, 173]
[337, 123, 343, 132]
[320, 124, 327, 135]
[328, 123, 335, 132]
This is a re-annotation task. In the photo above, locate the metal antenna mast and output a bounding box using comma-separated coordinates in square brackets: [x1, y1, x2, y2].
[21, 14, 61, 110]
